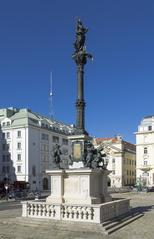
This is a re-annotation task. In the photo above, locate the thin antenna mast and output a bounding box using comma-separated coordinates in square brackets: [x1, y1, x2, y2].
[49, 71, 54, 119]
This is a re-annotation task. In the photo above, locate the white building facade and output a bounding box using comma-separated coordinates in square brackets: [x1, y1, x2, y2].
[0, 107, 74, 191]
[136, 116, 154, 188]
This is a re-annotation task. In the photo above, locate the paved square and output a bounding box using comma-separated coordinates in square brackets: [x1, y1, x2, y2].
[0, 192, 154, 239]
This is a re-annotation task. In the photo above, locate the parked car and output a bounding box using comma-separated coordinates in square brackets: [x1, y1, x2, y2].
[0, 191, 6, 199]
[8, 191, 15, 199]
[147, 186, 154, 192]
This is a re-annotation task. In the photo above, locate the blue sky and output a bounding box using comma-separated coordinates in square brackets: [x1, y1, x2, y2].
[0, 0, 154, 143]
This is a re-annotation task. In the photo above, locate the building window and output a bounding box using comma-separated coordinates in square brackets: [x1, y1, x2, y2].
[2, 166, 6, 173]
[6, 155, 10, 161]
[112, 170, 115, 175]
[32, 166, 36, 177]
[41, 144, 49, 151]
[148, 126, 152, 131]
[144, 147, 148, 154]
[17, 154, 21, 161]
[2, 133, 5, 139]
[2, 155, 5, 162]
[41, 133, 49, 141]
[17, 130, 21, 138]
[17, 142, 21, 150]
[6, 132, 10, 139]
[17, 166, 21, 173]
[144, 161, 147, 165]
[53, 136, 59, 143]
[62, 138, 68, 145]
[2, 144, 6, 151]
[112, 158, 115, 163]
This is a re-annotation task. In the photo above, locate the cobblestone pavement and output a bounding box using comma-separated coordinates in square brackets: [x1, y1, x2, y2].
[0, 192, 154, 239]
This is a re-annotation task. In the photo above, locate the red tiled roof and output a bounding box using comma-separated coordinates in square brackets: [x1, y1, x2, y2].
[95, 138, 118, 144]
[95, 138, 136, 151]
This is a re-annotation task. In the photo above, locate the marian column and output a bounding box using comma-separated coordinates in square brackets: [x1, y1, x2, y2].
[72, 19, 93, 135]
[68, 20, 93, 168]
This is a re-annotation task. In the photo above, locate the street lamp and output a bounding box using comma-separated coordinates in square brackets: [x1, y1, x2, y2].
[4, 184, 9, 201]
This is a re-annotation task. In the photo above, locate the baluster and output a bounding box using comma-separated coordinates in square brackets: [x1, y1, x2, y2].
[42, 204, 46, 217]
[73, 206, 78, 219]
[33, 204, 36, 216]
[46, 205, 50, 217]
[27, 203, 31, 216]
[30, 203, 33, 216]
[37, 204, 41, 217]
[52, 205, 56, 218]
[83, 207, 87, 220]
[79, 206, 83, 219]
[64, 205, 68, 219]
[70, 206, 74, 219]
[61, 205, 64, 218]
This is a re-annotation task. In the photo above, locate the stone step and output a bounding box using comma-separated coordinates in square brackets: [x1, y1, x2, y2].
[3, 212, 143, 235]
[103, 213, 144, 235]
[5, 217, 104, 233]
[102, 210, 140, 227]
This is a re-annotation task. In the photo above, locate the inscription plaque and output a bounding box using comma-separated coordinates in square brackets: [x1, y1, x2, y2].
[73, 143, 81, 160]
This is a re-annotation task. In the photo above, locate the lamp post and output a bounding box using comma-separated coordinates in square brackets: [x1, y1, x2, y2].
[4, 184, 9, 201]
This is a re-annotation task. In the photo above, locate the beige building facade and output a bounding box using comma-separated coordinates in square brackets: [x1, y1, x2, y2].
[93, 136, 136, 188]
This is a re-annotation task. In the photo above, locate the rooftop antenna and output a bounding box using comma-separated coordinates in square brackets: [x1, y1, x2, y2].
[49, 71, 54, 119]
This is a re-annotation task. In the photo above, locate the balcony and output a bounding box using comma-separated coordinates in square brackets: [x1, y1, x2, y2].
[139, 165, 152, 172]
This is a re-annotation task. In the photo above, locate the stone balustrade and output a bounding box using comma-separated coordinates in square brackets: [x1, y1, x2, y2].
[21, 198, 130, 223]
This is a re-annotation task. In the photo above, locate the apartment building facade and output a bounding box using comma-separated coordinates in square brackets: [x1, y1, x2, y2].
[0, 107, 74, 191]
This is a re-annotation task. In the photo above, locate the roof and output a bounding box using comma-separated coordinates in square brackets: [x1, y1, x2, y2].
[95, 137, 136, 152]
[95, 137, 119, 144]
[0, 107, 75, 135]
[144, 115, 154, 119]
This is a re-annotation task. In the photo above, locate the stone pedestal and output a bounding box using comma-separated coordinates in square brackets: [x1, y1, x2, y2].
[46, 170, 64, 203]
[46, 168, 111, 204]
